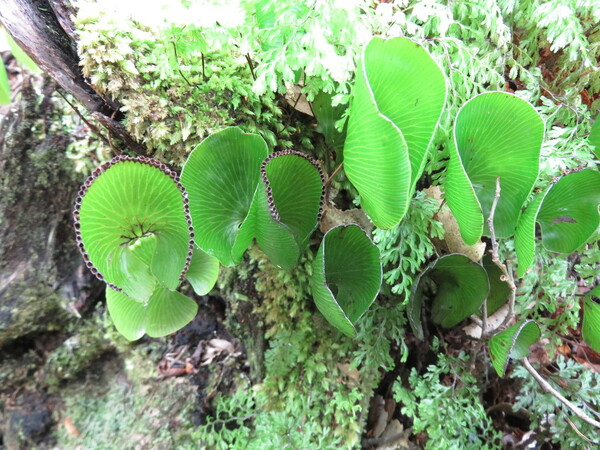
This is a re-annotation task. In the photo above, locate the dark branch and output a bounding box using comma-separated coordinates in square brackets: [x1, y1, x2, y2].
[0, 0, 146, 155]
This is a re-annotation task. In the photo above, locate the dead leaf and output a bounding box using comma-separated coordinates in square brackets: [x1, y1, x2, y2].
[285, 83, 313, 116]
[377, 419, 410, 450]
[63, 417, 80, 436]
[337, 363, 360, 385]
[528, 339, 551, 366]
[384, 398, 396, 419]
[557, 344, 571, 359]
[462, 304, 509, 338]
[200, 338, 238, 366]
[424, 186, 486, 262]
[572, 344, 600, 374]
[320, 203, 373, 235]
[367, 395, 388, 439]
[160, 367, 187, 377]
[184, 361, 196, 374]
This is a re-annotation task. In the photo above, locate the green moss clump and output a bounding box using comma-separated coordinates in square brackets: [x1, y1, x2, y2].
[0, 79, 84, 347]
[75, 11, 315, 163]
[43, 312, 114, 389]
[0, 350, 40, 394]
[200, 246, 379, 448]
[54, 349, 199, 449]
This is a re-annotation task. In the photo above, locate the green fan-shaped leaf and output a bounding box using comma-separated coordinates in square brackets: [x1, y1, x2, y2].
[5, 31, 40, 73]
[589, 119, 600, 158]
[445, 140, 484, 246]
[311, 225, 382, 337]
[107, 244, 156, 302]
[75, 157, 192, 300]
[253, 191, 299, 270]
[186, 246, 219, 296]
[181, 127, 268, 266]
[182, 129, 323, 270]
[407, 261, 435, 340]
[488, 320, 540, 377]
[343, 56, 410, 229]
[482, 254, 511, 315]
[363, 38, 447, 189]
[254, 151, 324, 269]
[0, 62, 10, 105]
[446, 92, 544, 244]
[408, 254, 489, 335]
[537, 169, 600, 253]
[344, 37, 447, 229]
[106, 285, 198, 341]
[514, 189, 549, 277]
[582, 286, 600, 353]
[129, 233, 157, 266]
[429, 254, 489, 328]
[105, 288, 146, 341]
[145, 286, 198, 337]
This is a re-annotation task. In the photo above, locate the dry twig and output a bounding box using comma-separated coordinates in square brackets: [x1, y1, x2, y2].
[56, 89, 115, 151]
[326, 162, 343, 186]
[565, 416, 600, 445]
[485, 177, 516, 334]
[523, 357, 600, 430]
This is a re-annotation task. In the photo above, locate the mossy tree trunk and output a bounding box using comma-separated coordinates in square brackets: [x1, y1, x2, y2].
[0, 75, 102, 346]
[0, 0, 146, 154]
[0, 0, 149, 345]
[0, 0, 269, 384]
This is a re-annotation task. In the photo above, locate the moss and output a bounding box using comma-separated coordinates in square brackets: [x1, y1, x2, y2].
[214, 255, 265, 385]
[0, 79, 82, 347]
[54, 342, 198, 449]
[43, 311, 114, 389]
[0, 289, 69, 349]
[202, 246, 378, 448]
[0, 350, 40, 394]
[75, 13, 315, 164]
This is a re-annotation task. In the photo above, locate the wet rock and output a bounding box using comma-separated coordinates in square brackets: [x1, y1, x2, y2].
[4, 390, 53, 450]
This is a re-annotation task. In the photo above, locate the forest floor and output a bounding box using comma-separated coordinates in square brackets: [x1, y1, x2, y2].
[1, 43, 599, 449]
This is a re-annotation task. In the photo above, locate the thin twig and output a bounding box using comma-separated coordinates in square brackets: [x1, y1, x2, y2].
[91, 112, 146, 155]
[171, 40, 197, 88]
[502, 261, 516, 329]
[56, 90, 113, 150]
[481, 290, 488, 339]
[469, 315, 483, 327]
[245, 54, 256, 81]
[487, 178, 501, 263]
[583, 401, 600, 419]
[481, 178, 500, 337]
[485, 177, 517, 334]
[522, 357, 600, 430]
[579, 65, 600, 79]
[325, 162, 343, 186]
[565, 416, 600, 445]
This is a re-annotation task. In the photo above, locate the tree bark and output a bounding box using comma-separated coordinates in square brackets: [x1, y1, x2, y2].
[0, 76, 101, 346]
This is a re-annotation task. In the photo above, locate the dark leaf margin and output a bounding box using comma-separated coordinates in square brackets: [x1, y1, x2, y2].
[260, 149, 326, 223]
[72, 155, 195, 292]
